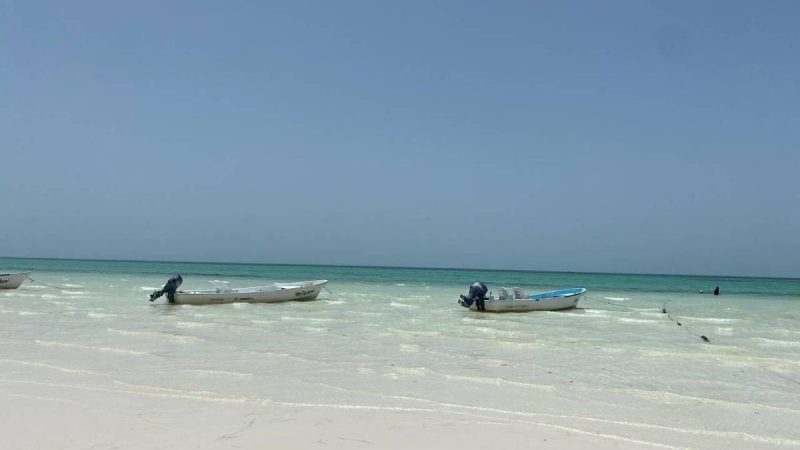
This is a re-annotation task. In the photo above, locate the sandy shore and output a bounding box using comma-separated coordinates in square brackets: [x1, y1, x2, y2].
[0, 390, 696, 450]
[3, 370, 799, 450]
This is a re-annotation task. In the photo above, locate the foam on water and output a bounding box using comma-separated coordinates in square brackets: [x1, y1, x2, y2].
[35, 340, 149, 356]
[389, 301, 417, 308]
[387, 327, 441, 337]
[715, 327, 735, 336]
[617, 317, 661, 324]
[187, 369, 254, 378]
[7, 292, 40, 298]
[280, 316, 332, 323]
[87, 312, 117, 319]
[753, 338, 800, 348]
[571, 309, 611, 318]
[107, 328, 203, 344]
[250, 319, 274, 325]
[0, 359, 104, 376]
[21, 285, 47, 290]
[682, 316, 741, 324]
[175, 321, 212, 329]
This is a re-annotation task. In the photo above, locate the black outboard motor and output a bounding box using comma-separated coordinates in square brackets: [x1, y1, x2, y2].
[149, 275, 183, 303]
[459, 282, 489, 311]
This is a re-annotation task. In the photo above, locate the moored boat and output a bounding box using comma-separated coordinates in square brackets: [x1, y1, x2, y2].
[459, 282, 585, 312]
[149, 275, 328, 305]
[0, 272, 31, 289]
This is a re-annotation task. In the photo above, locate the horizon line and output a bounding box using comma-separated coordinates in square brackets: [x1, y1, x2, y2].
[2, 255, 798, 282]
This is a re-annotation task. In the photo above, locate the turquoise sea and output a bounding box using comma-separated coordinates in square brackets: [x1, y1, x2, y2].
[2, 257, 799, 449]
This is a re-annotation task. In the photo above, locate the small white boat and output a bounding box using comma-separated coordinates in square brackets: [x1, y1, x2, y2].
[0, 272, 31, 289]
[459, 282, 585, 312]
[150, 275, 328, 305]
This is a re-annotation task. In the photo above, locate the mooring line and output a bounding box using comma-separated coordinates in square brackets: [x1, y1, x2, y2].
[24, 275, 75, 290]
[661, 300, 710, 343]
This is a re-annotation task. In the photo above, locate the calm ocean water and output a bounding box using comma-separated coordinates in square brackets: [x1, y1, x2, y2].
[2, 257, 799, 448]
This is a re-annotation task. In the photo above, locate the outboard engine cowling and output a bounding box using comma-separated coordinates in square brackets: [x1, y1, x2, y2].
[459, 282, 488, 310]
[149, 275, 183, 303]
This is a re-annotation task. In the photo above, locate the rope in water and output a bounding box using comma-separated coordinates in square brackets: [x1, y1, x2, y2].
[24, 275, 75, 290]
[583, 295, 637, 311]
[660, 300, 710, 343]
[584, 295, 710, 343]
[588, 296, 800, 391]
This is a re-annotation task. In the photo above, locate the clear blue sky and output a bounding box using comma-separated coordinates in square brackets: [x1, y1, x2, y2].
[2, 1, 799, 277]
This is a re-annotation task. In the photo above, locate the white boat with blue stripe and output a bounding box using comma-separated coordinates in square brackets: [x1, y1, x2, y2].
[459, 283, 585, 312]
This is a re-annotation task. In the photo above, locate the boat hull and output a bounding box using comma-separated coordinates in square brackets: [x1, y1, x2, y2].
[172, 280, 327, 305]
[0, 272, 31, 290]
[470, 288, 585, 312]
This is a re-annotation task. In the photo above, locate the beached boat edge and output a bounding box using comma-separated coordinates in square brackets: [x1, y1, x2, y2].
[0, 272, 32, 290]
[172, 279, 328, 305]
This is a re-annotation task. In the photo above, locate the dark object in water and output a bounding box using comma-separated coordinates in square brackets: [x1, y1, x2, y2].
[701, 335, 710, 342]
[713, 286, 720, 296]
[459, 282, 488, 311]
[149, 275, 183, 303]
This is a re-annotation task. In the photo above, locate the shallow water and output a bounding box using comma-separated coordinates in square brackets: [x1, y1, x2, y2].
[1, 258, 799, 448]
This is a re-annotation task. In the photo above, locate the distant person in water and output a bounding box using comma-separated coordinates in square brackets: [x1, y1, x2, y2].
[713, 286, 720, 296]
